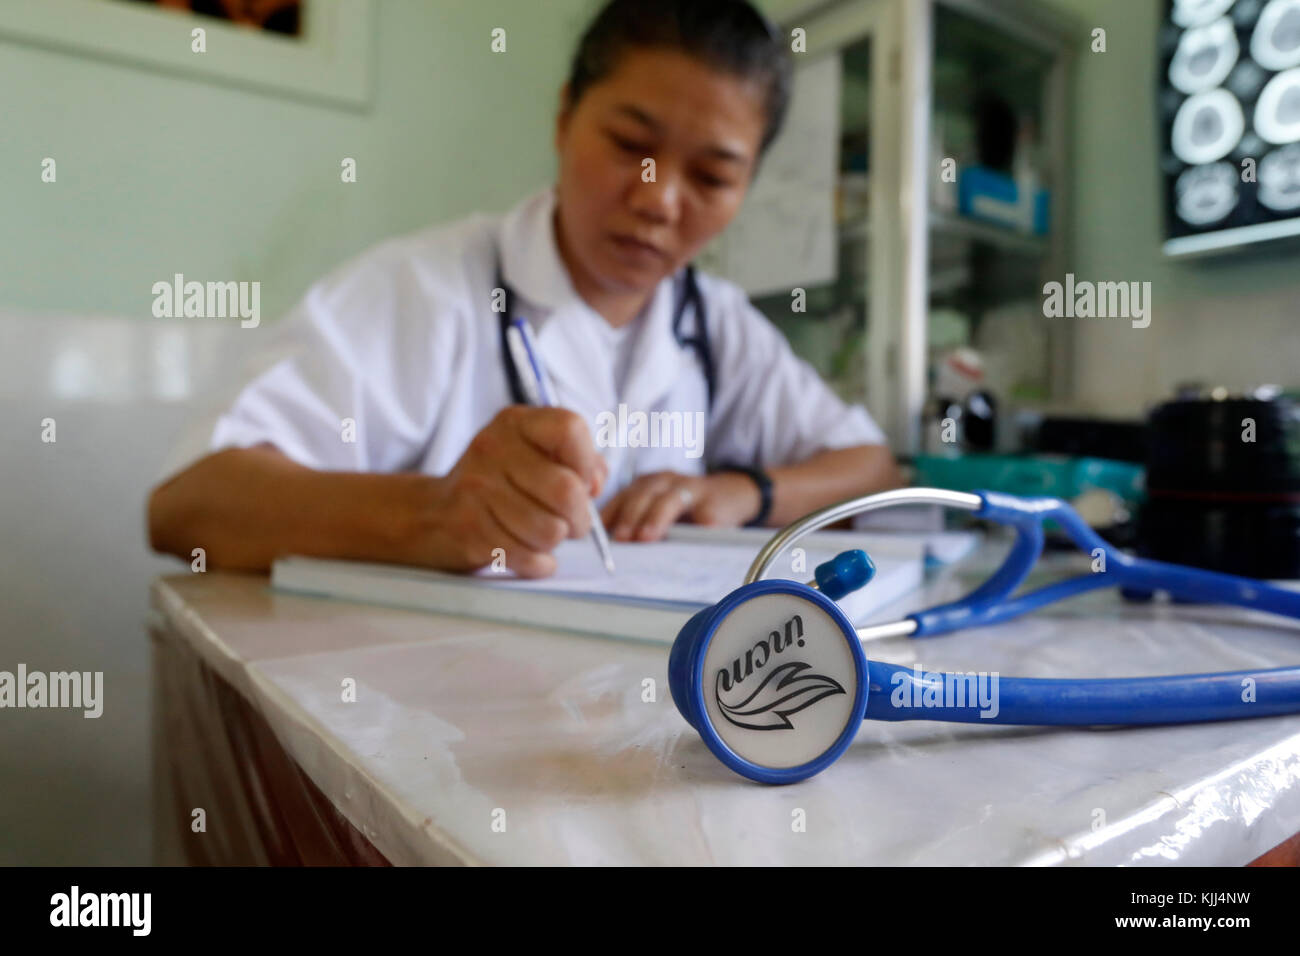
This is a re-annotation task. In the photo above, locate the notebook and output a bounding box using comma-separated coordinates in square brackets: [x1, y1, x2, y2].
[270, 526, 948, 645]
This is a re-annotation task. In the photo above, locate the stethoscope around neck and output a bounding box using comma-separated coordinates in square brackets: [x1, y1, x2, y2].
[669, 487, 1300, 784]
[493, 251, 716, 411]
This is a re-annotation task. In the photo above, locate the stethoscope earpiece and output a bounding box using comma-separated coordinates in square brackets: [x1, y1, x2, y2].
[814, 548, 876, 599]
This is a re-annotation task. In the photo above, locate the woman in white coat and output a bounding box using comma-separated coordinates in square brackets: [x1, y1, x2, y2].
[148, 0, 903, 578]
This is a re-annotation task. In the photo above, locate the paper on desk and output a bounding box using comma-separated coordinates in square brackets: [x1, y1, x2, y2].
[473, 533, 919, 613]
[272, 529, 934, 644]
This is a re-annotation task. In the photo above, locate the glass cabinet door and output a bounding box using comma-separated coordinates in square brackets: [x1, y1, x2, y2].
[926, 1, 1065, 451]
[711, 0, 1072, 452]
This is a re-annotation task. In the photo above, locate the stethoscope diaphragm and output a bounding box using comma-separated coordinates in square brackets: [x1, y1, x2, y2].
[669, 580, 869, 783]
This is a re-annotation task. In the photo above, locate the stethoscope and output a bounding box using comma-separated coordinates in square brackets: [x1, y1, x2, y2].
[493, 249, 716, 411]
[669, 487, 1300, 784]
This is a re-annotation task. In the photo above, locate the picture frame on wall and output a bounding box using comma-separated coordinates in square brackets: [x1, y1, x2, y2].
[0, 0, 375, 109]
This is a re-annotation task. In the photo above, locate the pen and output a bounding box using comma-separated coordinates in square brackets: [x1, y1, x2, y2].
[505, 317, 617, 575]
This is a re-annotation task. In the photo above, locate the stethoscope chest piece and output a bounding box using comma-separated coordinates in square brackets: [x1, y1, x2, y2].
[669, 580, 869, 784]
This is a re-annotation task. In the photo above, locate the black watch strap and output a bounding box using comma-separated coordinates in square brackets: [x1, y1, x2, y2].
[714, 462, 773, 527]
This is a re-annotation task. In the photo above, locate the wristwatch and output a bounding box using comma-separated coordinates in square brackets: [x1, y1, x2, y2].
[714, 462, 773, 528]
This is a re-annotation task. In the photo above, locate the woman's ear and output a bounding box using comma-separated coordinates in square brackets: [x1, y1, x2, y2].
[555, 83, 574, 153]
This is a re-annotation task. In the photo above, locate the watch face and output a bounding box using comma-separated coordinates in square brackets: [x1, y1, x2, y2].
[1162, 0, 1300, 248]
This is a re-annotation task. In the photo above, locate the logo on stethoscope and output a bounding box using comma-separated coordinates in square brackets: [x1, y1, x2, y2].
[713, 613, 846, 731]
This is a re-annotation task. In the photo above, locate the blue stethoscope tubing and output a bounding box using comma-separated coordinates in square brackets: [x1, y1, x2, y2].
[670, 487, 1300, 783]
[867, 661, 1300, 725]
[748, 488, 1300, 640]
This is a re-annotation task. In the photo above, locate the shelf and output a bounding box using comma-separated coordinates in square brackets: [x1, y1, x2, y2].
[836, 213, 1048, 256]
[838, 220, 871, 242]
[929, 211, 1049, 257]
[929, 264, 972, 296]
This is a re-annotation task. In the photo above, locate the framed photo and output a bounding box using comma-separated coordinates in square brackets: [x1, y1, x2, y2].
[0, 0, 374, 108]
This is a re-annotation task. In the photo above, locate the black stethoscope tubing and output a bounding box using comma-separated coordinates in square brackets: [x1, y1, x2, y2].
[494, 249, 715, 412]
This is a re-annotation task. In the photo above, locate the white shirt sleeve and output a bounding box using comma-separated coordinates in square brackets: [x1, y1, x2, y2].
[703, 277, 887, 469]
[204, 240, 458, 474]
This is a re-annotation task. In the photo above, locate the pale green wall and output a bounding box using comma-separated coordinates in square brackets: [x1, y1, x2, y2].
[0, 0, 808, 323]
[1, 0, 599, 321]
[7, 0, 1294, 410]
[1046, 0, 1300, 298]
[1040, 0, 1300, 411]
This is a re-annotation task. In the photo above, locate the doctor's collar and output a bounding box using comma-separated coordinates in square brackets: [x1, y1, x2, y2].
[497, 186, 580, 315]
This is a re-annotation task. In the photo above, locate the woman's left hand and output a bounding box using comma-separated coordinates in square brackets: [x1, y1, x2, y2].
[598, 470, 761, 542]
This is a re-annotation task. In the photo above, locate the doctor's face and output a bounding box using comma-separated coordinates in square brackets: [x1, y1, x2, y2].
[554, 47, 768, 296]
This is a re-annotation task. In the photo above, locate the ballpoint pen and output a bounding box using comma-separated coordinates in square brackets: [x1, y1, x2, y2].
[505, 316, 617, 575]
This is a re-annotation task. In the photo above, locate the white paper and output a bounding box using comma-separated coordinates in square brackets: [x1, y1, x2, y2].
[472, 532, 923, 624]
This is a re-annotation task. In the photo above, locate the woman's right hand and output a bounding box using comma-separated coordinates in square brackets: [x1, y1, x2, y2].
[419, 405, 608, 577]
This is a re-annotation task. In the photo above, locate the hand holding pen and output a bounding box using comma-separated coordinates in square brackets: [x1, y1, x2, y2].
[505, 317, 618, 574]
[433, 402, 611, 578]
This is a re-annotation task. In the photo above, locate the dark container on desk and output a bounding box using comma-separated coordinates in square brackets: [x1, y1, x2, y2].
[1138, 394, 1300, 580]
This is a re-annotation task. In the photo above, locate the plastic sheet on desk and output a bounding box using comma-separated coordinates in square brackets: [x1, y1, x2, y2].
[150, 623, 391, 865]
[152, 569, 1300, 866]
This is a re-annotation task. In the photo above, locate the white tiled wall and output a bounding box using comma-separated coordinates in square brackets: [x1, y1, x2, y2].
[0, 311, 251, 864]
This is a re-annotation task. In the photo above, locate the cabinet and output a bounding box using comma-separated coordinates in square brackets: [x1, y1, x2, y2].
[706, 0, 1079, 453]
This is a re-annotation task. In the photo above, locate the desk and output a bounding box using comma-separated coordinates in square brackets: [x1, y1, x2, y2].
[150, 541, 1300, 865]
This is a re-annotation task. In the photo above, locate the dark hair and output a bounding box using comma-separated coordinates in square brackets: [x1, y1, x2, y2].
[566, 0, 793, 155]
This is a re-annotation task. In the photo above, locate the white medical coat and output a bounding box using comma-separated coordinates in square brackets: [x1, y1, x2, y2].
[165, 187, 886, 507]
